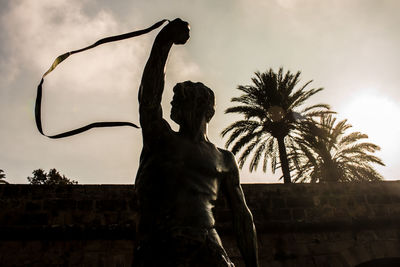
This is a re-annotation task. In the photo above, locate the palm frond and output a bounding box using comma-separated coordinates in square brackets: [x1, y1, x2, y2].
[262, 137, 276, 172]
[249, 139, 268, 172]
[301, 103, 331, 113]
[238, 139, 261, 169]
[225, 105, 266, 119]
[230, 129, 264, 155]
[221, 120, 260, 148]
[338, 132, 368, 146]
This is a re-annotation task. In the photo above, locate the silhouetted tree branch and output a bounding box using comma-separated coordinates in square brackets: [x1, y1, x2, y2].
[0, 169, 8, 184]
[27, 168, 78, 185]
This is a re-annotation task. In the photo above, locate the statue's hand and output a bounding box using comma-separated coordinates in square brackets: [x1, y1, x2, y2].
[160, 18, 190, 45]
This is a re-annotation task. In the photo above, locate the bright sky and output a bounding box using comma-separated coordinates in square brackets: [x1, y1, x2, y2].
[1, 0, 399, 184]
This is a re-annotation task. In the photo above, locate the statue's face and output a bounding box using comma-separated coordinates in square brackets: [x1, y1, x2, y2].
[170, 87, 196, 125]
[170, 91, 184, 124]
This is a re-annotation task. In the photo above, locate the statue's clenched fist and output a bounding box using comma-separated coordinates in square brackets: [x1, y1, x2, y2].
[159, 18, 190, 45]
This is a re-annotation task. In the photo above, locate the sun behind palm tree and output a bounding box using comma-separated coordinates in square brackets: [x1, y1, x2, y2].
[221, 68, 331, 183]
[291, 115, 384, 183]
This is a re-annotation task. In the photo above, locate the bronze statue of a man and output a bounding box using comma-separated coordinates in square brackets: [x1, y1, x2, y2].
[133, 18, 259, 267]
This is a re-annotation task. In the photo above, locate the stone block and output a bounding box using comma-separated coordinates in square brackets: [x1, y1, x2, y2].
[246, 195, 269, 209]
[312, 255, 333, 267]
[387, 204, 400, 217]
[347, 203, 369, 218]
[308, 242, 332, 255]
[383, 240, 400, 257]
[287, 243, 310, 257]
[314, 254, 350, 267]
[269, 208, 292, 221]
[342, 244, 374, 267]
[85, 240, 107, 252]
[19, 212, 48, 225]
[371, 205, 389, 217]
[326, 231, 355, 242]
[370, 240, 387, 259]
[327, 183, 347, 195]
[328, 195, 350, 207]
[84, 185, 106, 199]
[71, 211, 87, 225]
[292, 232, 315, 244]
[77, 199, 94, 211]
[367, 194, 393, 205]
[128, 196, 139, 211]
[43, 199, 58, 211]
[293, 256, 319, 267]
[333, 207, 349, 218]
[287, 196, 314, 208]
[3, 186, 23, 199]
[103, 185, 135, 199]
[30, 185, 54, 199]
[271, 197, 286, 209]
[68, 250, 85, 266]
[3, 199, 25, 212]
[376, 229, 399, 240]
[56, 199, 77, 210]
[319, 206, 336, 220]
[349, 194, 367, 205]
[25, 201, 42, 211]
[305, 208, 321, 222]
[104, 212, 120, 225]
[292, 208, 305, 221]
[96, 199, 127, 211]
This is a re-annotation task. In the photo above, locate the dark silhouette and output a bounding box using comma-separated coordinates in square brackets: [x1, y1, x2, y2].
[133, 19, 259, 267]
[291, 115, 384, 182]
[27, 168, 77, 185]
[221, 68, 331, 183]
[0, 169, 8, 184]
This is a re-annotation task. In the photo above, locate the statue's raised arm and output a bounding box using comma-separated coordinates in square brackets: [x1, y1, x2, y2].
[138, 19, 190, 144]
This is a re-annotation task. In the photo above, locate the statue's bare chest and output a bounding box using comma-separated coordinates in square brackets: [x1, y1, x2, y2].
[173, 136, 226, 171]
[138, 133, 229, 200]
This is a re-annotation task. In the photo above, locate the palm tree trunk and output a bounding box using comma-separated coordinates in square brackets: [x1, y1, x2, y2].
[277, 136, 291, 183]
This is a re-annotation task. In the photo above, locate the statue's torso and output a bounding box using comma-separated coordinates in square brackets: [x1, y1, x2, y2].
[135, 131, 230, 236]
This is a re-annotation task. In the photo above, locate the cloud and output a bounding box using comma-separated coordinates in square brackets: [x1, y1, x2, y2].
[0, 0, 204, 184]
[8, 1, 116, 61]
[338, 88, 400, 180]
[2, 0, 146, 90]
[275, 0, 300, 9]
[1, 0, 202, 112]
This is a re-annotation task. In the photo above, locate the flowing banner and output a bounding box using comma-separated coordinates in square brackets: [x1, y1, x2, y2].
[35, 19, 169, 139]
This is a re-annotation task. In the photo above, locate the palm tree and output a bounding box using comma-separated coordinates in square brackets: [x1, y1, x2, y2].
[291, 115, 384, 182]
[0, 169, 8, 184]
[221, 68, 331, 183]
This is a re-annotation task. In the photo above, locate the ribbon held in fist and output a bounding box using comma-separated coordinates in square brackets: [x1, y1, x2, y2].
[160, 18, 190, 45]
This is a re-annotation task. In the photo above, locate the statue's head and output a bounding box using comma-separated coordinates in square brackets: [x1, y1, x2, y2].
[170, 81, 215, 126]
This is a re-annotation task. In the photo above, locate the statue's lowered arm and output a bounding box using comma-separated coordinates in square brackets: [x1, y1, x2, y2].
[224, 152, 259, 267]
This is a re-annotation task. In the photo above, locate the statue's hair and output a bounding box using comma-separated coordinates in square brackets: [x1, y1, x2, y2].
[173, 81, 215, 122]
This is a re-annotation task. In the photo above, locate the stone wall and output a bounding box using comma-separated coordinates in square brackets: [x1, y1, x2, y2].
[1, 182, 400, 266]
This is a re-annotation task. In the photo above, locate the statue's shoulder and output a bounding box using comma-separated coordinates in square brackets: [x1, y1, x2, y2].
[217, 147, 236, 167]
[217, 147, 233, 156]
